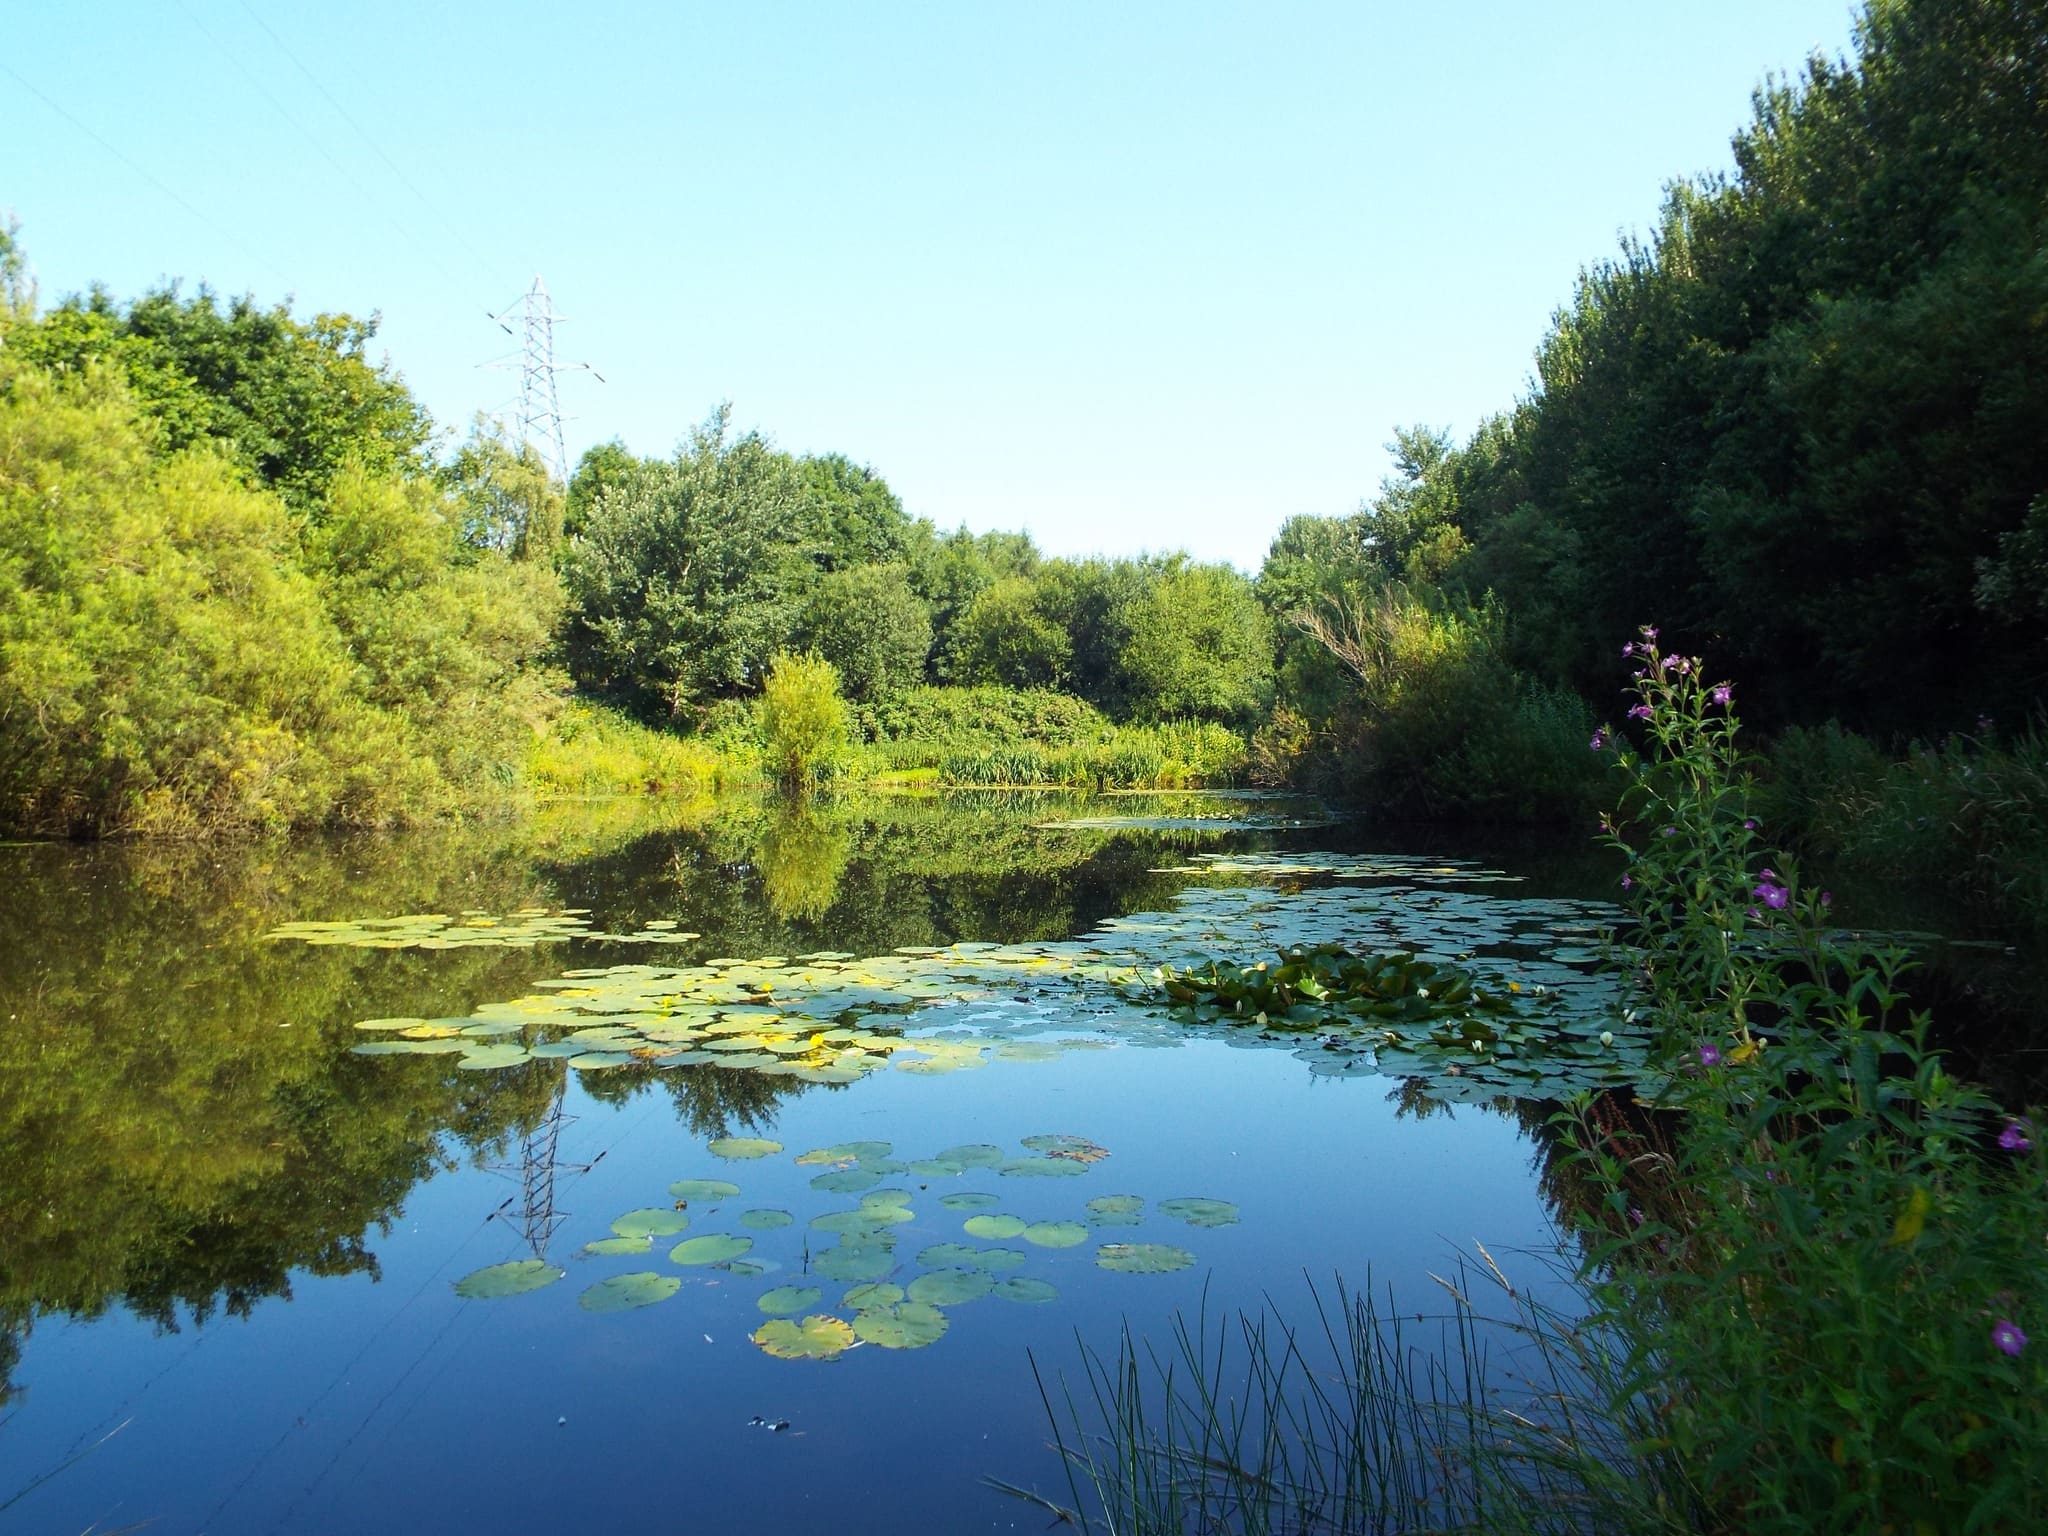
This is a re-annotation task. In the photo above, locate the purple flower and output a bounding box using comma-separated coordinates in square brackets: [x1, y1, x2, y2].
[1661, 826, 1677, 838]
[1621, 873, 1633, 891]
[1622, 642, 1635, 657]
[1753, 881, 1790, 910]
[1589, 729, 1609, 752]
[1743, 819, 1758, 832]
[1820, 891, 1833, 908]
[2000, 1119, 2034, 1154]
[1993, 1318, 2028, 1357]
[1712, 685, 1732, 705]
[1698, 1043, 1722, 1068]
[1628, 703, 1653, 721]
[1641, 626, 1659, 640]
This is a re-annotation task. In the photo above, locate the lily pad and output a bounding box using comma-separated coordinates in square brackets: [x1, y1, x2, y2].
[940, 1192, 1001, 1212]
[579, 1272, 681, 1312]
[993, 1276, 1060, 1304]
[999, 1157, 1089, 1178]
[810, 1167, 883, 1195]
[740, 1208, 794, 1230]
[670, 1233, 754, 1266]
[457, 1043, 531, 1070]
[1086, 1195, 1145, 1226]
[752, 1314, 857, 1361]
[796, 1141, 893, 1165]
[569, 1051, 636, 1070]
[1096, 1242, 1196, 1275]
[1158, 1197, 1240, 1229]
[843, 1282, 906, 1309]
[708, 1137, 783, 1160]
[454, 1260, 563, 1299]
[852, 1301, 949, 1349]
[611, 1208, 690, 1238]
[962, 1213, 1027, 1240]
[584, 1236, 653, 1256]
[1020, 1134, 1110, 1164]
[351, 1039, 468, 1056]
[812, 1245, 894, 1283]
[757, 1285, 824, 1315]
[906, 1268, 995, 1307]
[1022, 1221, 1089, 1249]
[969, 1247, 1027, 1272]
[933, 1144, 1006, 1168]
[668, 1179, 741, 1203]
[916, 1243, 983, 1269]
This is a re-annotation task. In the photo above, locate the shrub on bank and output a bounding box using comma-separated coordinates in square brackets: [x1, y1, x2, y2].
[1762, 719, 2048, 921]
[525, 700, 726, 796]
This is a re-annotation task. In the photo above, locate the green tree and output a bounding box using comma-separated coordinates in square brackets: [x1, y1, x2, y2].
[796, 563, 933, 702]
[1121, 562, 1273, 724]
[948, 575, 1071, 690]
[561, 406, 820, 715]
[442, 415, 564, 558]
[5, 282, 431, 509]
[759, 651, 852, 788]
[800, 453, 923, 570]
[565, 439, 639, 539]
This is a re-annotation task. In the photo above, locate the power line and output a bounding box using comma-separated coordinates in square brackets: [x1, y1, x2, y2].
[232, 0, 502, 281]
[0, 59, 293, 289]
[169, 0, 473, 297]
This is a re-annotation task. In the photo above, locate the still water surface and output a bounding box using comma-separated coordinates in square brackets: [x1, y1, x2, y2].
[1, 792, 1619, 1533]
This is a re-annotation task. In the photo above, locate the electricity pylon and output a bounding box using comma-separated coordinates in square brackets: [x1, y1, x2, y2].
[485, 275, 602, 481]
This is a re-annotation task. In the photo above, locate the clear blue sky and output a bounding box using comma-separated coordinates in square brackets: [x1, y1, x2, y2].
[6, 1, 1861, 571]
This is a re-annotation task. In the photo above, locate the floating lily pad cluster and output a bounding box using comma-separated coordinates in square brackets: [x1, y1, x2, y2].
[449, 1133, 1238, 1363]
[1147, 944, 1519, 1028]
[328, 849, 1636, 1104]
[265, 909, 699, 949]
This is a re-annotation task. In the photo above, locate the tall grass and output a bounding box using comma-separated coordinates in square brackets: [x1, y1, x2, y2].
[1017, 1262, 1681, 1536]
[525, 699, 729, 796]
[861, 684, 1248, 788]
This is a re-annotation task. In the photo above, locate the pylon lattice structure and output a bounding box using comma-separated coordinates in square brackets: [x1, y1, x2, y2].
[488, 1077, 585, 1260]
[487, 276, 601, 482]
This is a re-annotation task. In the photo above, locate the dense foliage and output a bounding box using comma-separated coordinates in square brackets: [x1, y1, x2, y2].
[1269, 0, 2047, 737]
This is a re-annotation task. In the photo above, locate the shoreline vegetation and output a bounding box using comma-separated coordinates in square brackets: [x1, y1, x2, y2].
[5, 0, 2045, 921]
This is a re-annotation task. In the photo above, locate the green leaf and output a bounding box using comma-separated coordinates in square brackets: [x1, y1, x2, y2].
[1158, 1197, 1239, 1229]
[668, 1179, 741, 1202]
[1021, 1221, 1088, 1249]
[670, 1233, 754, 1266]
[962, 1214, 1027, 1240]
[611, 1208, 690, 1238]
[852, 1301, 949, 1349]
[993, 1276, 1059, 1304]
[708, 1137, 782, 1160]
[454, 1259, 563, 1299]
[579, 1272, 681, 1312]
[906, 1268, 995, 1306]
[1096, 1242, 1196, 1275]
[752, 1314, 856, 1361]
[757, 1285, 824, 1315]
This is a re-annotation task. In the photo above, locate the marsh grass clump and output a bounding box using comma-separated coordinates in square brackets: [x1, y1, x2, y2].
[1014, 1266, 1680, 1536]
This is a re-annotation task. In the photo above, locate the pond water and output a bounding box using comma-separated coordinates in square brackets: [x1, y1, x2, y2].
[0, 791, 1633, 1533]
